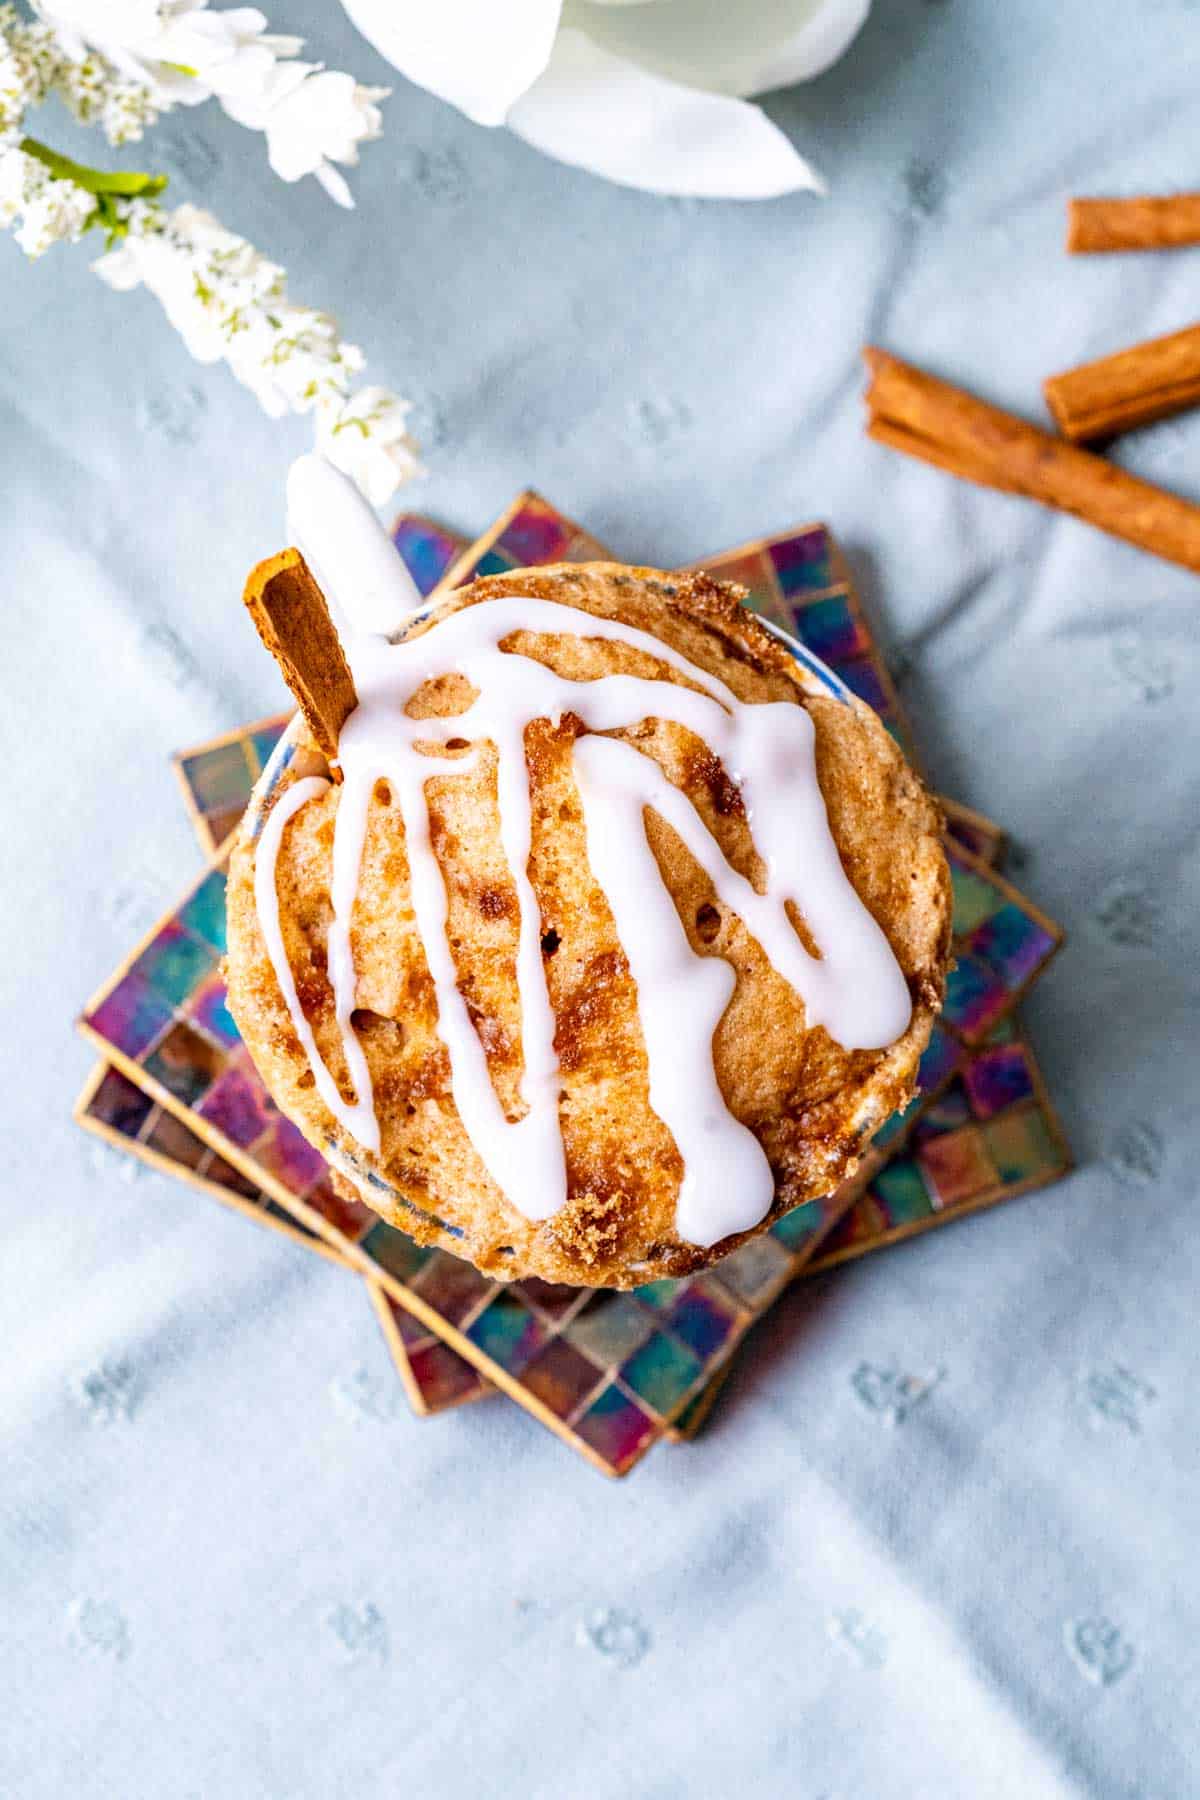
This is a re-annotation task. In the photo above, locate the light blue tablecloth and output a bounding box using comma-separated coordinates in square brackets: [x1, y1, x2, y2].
[4, 3, 1198, 1794]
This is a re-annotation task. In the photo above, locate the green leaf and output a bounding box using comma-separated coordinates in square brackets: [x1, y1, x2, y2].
[19, 136, 168, 200]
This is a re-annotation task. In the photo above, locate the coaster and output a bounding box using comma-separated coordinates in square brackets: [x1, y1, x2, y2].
[173, 712, 291, 858]
[939, 799, 1006, 869]
[808, 1028, 1072, 1273]
[942, 844, 1062, 1043]
[437, 490, 609, 592]
[74, 1060, 350, 1271]
[692, 524, 913, 753]
[85, 503, 1067, 1470]
[75, 1059, 488, 1419]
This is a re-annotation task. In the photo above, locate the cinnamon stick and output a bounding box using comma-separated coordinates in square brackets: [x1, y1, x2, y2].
[1044, 322, 1200, 442]
[1068, 194, 1200, 255]
[243, 548, 357, 763]
[863, 348, 1200, 575]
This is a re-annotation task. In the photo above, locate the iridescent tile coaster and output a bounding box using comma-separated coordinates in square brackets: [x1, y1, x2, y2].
[366, 1283, 492, 1417]
[940, 799, 1006, 868]
[690, 523, 914, 753]
[943, 843, 1062, 1043]
[808, 1031, 1072, 1273]
[173, 713, 290, 857]
[76, 1060, 481, 1420]
[74, 1061, 351, 1271]
[437, 490, 609, 591]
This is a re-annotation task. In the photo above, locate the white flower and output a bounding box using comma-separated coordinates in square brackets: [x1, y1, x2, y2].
[316, 387, 421, 508]
[3, 6, 412, 498]
[340, 0, 870, 198]
[92, 203, 417, 501]
[30, 3, 386, 198]
[94, 201, 281, 365]
[54, 49, 163, 142]
[0, 7, 57, 146]
[33, 1, 302, 106]
[220, 63, 387, 208]
[0, 142, 95, 253]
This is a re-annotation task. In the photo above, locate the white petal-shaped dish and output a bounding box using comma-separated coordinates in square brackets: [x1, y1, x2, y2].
[340, 0, 564, 127]
[508, 28, 821, 198]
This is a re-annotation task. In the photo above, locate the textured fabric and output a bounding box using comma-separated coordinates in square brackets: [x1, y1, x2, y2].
[3, 3, 1198, 1795]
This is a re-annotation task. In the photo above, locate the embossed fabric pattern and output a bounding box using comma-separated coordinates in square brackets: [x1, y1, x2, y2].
[4, 1, 1199, 1795]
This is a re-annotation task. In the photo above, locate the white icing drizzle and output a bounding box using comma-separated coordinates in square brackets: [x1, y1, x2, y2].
[254, 456, 913, 1247]
[254, 772, 380, 1154]
[287, 453, 423, 638]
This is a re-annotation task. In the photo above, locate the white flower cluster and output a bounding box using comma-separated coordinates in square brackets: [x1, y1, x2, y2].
[95, 202, 420, 502]
[55, 46, 161, 146]
[0, 139, 93, 251]
[0, 3, 419, 505]
[32, 1, 388, 203]
[1, 8, 158, 148]
[0, 7, 53, 147]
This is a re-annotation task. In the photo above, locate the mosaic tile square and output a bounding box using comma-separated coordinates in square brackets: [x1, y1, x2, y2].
[573, 1382, 658, 1476]
[521, 1336, 607, 1418]
[143, 1021, 224, 1107]
[85, 970, 175, 1061]
[710, 1232, 795, 1307]
[565, 1291, 657, 1365]
[665, 1282, 743, 1361]
[466, 1293, 553, 1377]
[918, 1125, 998, 1209]
[619, 1331, 703, 1416]
[185, 970, 240, 1048]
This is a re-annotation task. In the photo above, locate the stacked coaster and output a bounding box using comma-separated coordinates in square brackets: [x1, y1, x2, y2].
[75, 495, 1071, 1475]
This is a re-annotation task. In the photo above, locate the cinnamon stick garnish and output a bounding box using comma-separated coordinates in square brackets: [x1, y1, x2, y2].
[1068, 194, 1200, 255]
[243, 548, 357, 763]
[1044, 322, 1200, 442]
[864, 348, 1200, 575]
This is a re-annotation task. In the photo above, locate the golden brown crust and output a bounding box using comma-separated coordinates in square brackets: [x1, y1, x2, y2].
[226, 562, 952, 1287]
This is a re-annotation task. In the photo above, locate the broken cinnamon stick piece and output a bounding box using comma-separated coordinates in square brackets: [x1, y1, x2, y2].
[243, 548, 357, 764]
[1068, 194, 1200, 255]
[863, 347, 1200, 575]
[1044, 322, 1200, 443]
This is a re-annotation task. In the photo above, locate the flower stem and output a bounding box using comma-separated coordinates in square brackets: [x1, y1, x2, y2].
[19, 136, 168, 199]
